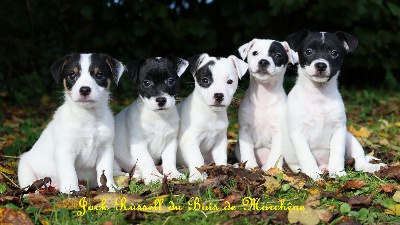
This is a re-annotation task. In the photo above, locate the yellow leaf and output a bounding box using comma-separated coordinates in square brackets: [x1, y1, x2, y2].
[288, 206, 320, 225]
[348, 125, 371, 138]
[113, 175, 130, 187]
[385, 204, 400, 216]
[393, 191, 400, 203]
[395, 122, 400, 127]
[266, 168, 295, 182]
[0, 165, 16, 175]
[0, 207, 33, 225]
[308, 187, 320, 196]
[261, 176, 281, 195]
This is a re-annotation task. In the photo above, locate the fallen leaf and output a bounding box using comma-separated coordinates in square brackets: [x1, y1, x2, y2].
[348, 125, 371, 138]
[348, 195, 373, 209]
[0, 165, 15, 175]
[321, 191, 349, 202]
[261, 176, 281, 195]
[228, 210, 250, 218]
[314, 209, 333, 223]
[377, 184, 398, 194]
[393, 191, 400, 203]
[375, 166, 400, 182]
[385, 204, 400, 216]
[0, 207, 33, 225]
[379, 139, 400, 151]
[338, 180, 366, 192]
[287, 206, 320, 225]
[221, 195, 239, 207]
[114, 175, 130, 188]
[266, 168, 295, 182]
[0, 195, 20, 206]
[305, 193, 321, 207]
[28, 194, 48, 205]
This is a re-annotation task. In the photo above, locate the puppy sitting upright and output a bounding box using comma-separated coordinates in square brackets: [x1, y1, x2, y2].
[113, 55, 188, 184]
[177, 54, 248, 182]
[282, 29, 385, 180]
[18, 53, 123, 193]
[236, 39, 297, 170]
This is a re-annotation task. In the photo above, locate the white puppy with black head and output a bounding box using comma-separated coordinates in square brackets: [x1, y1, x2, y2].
[18, 53, 123, 193]
[282, 29, 385, 180]
[113, 55, 188, 184]
[236, 39, 297, 170]
[176, 54, 248, 182]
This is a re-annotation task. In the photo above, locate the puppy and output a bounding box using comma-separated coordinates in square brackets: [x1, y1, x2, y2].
[113, 55, 188, 184]
[282, 29, 385, 180]
[236, 39, 297, 170]
[18, 53, 123, 193]
[176, 54, 248, 182]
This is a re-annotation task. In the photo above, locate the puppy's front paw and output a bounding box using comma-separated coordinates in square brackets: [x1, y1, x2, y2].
[304, 169, 323, 181]
[143, 172, 163, 185]
[245, 161, 258, 170]
[59, 185, 79, 194]
[165, 170, 184, 180]
[188, 172, 207, 182]
[329, 170, 347, 178]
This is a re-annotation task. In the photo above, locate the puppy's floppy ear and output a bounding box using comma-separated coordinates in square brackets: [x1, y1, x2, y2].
[50, 54, 72, 83]
[187, 53, 209, 76]
[228, 55, 248, 80]
[335, 31, 358, 54]
[102, 54, 124, 85]
[166, 54, 189, 77]
[285, 29, 310, 52]
[126, 59, 143, 83]
[280, 41, 299, 65]
[238, 39, 256, 60]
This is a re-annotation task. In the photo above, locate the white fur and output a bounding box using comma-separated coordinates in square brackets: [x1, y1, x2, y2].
[282, 65, 385, 180]
[177, 55, 248, 182]
[236, 39, 294, 170]
[18, 54, 117, 193]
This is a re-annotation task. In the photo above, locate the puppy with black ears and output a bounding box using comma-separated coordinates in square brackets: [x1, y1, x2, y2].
[236, 39, 297, 170]
[176, 54, 248, 182]
[113, 55, 188, 184]
[18, 53, 123, 193]
[281, 29, 385, 180]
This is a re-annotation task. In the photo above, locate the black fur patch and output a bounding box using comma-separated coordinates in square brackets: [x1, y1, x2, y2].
[57, 54, 81, 91]
[90, 54, 114, 88]
[268, 41, 289, 67]
[194, 61, 215, 88]
[134, 57, 181, 99]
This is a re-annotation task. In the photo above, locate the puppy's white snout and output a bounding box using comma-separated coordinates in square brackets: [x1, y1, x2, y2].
[79, 86, 91, 96]
[258, 59, 270, 68]
[315, 62, 327, 72]
[214, 93, 224, 102]
[156, 97, 167, 107]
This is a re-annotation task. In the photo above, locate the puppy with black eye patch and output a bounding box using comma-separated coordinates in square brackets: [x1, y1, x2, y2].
[236, 39, 297, 171]
[18, 53, 123, 193]
[113, 55, 188, 184]
[281, 29, 385, 180]
[176, 54, 248, 182]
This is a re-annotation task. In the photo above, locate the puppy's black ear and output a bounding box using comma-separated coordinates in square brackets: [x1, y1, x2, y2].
[102, 54, 124, 85]
[335, 31, 358, 54]
[50, 54, 72, 83]
[285, 29, 310, 52]
[126, 60, 143, 83]
[187, 53, 209, 76]
[166, 54, 189, 77]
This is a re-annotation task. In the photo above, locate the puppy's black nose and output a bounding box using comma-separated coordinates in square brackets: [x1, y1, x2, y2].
[258, 59, 269, 67]
[156, 97, 167, 107]
[315, 62, 327, 72]
[214, 93, 224, 102]
[79, 86, 91, 96]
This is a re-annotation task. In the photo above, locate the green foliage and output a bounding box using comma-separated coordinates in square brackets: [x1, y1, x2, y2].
[0, 0, 399, 105]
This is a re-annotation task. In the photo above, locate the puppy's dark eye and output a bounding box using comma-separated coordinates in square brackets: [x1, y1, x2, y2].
[95, 72, 104, 80]
[167, 78, 175, 85]
[227, 79, 233, 84]
[252, 51, 258, 56]
[331, 50, 338, 57]
[67, 73, 77, 82]
[305, 49, 313, 56]
[275, 53, 282, 59]
[143, 80, 152, 87]
[202, 77, 209, 84]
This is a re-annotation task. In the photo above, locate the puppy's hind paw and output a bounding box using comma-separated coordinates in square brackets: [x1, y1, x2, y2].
[188, 172, 207, 182]
[356, 162, 386, 174]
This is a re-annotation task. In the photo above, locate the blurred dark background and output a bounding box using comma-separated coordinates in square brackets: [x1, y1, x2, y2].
[1, 0, 399, 105]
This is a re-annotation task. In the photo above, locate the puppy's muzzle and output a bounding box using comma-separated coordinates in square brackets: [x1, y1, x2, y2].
[156, 97, 167, 107]
[256, 59, 270, 74]
[79, 86, 91, 96]
[315, 62, 327, 72]
[214, 93, 224, 102]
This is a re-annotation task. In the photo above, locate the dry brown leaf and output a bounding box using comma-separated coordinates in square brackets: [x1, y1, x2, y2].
[266, 168, 295, 182]
[348, 125, 371, 138]
[338, 180, 366, 192]
[314, 209, 333, 223]
[93, 193, 144, 208]
[28, 194, 48, 205]
[348, 195, 373, 209]
[377, 184, 398, 193]
[262, 176, 281, 195]
[0, 208, 33, 225]
[221, 194, 239, 207]
[287, 206, 320, 225]
[305, 193, 321, 207]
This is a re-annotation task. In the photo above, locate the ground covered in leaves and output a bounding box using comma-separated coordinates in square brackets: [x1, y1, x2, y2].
[0, 90, 399, 225]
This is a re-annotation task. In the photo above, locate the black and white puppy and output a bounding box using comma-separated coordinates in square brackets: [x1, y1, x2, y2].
[113, 55, 188, 184]
[236, 39, 297, 170]
[281, 29, 385, 180]
[18, 53, 123, 193]
[176, 54, 248, 182]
